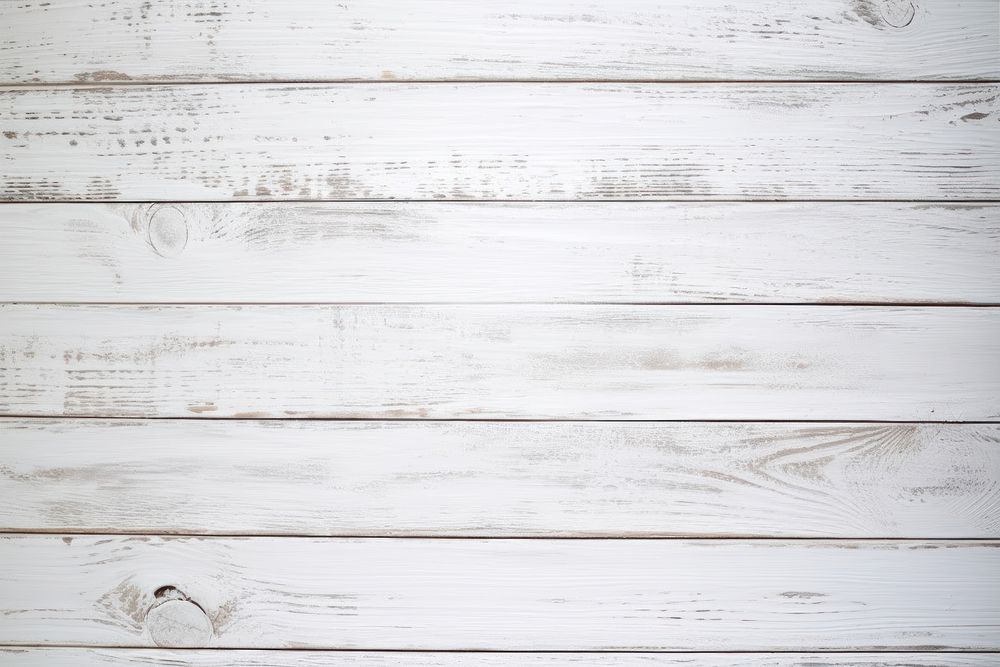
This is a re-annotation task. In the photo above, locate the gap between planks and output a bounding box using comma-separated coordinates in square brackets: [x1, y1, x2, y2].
[3, 646, 1000, 653]
[10, 303, 1000, 307]
[2, 199, 1000, 203]
[4, 303, 1000, 307]
[1, 416, 997, 424]
[2, 532, 998, 541]
[6, 199, 1000, 205]
[3, 80, 1000, 89]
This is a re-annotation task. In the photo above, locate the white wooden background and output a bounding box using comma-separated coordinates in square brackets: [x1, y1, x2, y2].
[1, 1, 998, 665]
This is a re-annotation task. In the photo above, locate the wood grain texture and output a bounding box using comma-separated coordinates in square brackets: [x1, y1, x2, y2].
[2, 84, 998, 201]
[1, 536, 998, 649]
[2, 649, 998, 667]
[3, 202, 999, 304]
[3, 419, 998, 538]
[1, 0, 997, 83]
[2, 305, 998, 420]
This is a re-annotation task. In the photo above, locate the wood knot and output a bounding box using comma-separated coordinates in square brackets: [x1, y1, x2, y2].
[145, 585, 213, 648]
[879, 0, 915, 27]
[146, 205, 188, 257]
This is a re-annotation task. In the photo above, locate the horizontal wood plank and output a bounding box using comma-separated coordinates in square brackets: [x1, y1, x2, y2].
[2, 202, 999, 304]
[1, 536, 998, 649]
[2, 419, 998, 537]
[2, 305, 998, 420]
[2, 84, 998, 201]
[1, 0, 997, 83]
[1, 649, 997, 667]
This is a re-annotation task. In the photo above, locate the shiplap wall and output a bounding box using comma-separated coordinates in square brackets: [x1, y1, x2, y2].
[1, 1, 998, 665]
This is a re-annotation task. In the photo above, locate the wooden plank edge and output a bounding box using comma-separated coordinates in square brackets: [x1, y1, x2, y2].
[1, 647, 999, 665]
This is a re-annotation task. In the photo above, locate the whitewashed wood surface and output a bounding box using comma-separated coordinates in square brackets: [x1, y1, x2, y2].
[3, 84, 998, 201]
[2, 202, 998, 304]
[3, 305, 998, 420]
[1, 536, 997, 649]
[3, 1, 998, 660]
[2, 649, 997, 667]
[2, 419, 997, 538]
[2, 0, 998, 83]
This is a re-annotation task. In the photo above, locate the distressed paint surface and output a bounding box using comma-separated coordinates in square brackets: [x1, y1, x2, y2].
[2, 84, 998, 201]
[1, 419, 997, 537]
[1, 0, 997, 83]
[1, 649, 997, 667]
[2, 1, 998, 659]
[1, 305, 998, 420]
[1, 536, 998, 650]
[2, 202, 999, 304]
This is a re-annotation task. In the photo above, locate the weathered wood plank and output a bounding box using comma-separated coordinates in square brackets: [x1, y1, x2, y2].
[1, 0, 997, 83]
[3, 419, 997, 537]
[1, 536, 997, 649]
[2, 305, 998, 420]
[2, 84, 997, 201]
[1, 649, 997, 667]
[3, 202, 999, 304]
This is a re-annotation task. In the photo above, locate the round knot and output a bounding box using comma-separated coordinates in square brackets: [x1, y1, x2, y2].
[879, 0, 915, 27]
[147, 205, 189, 257]
[145, 586, 213, 648]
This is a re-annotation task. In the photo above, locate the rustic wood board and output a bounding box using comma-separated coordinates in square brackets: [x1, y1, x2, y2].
[2, 0, 997, 83]
[3, 202, 998, 304]
[2, 649, 997, 667]
[3, 419, 998, 538]
[2, 305, 998, 420]
[3, 84, 998, 201]
[1, 536, 997, 649]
